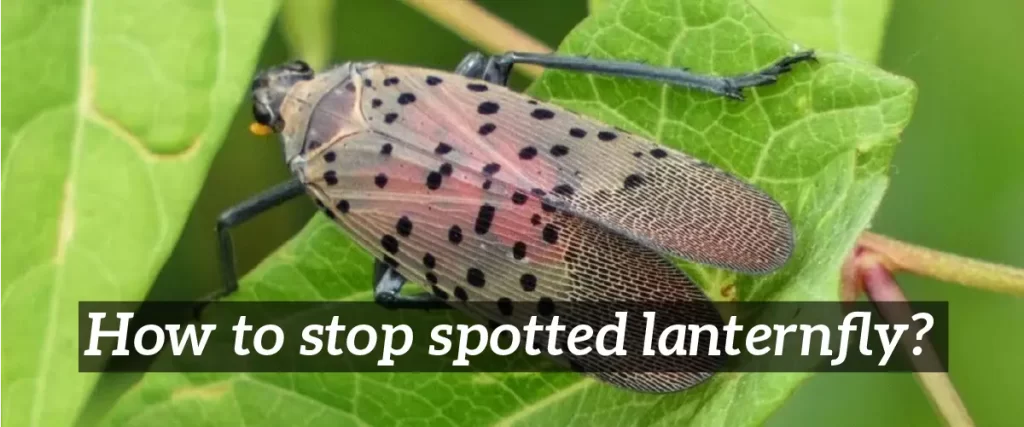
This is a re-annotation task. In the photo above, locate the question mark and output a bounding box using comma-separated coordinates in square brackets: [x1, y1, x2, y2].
[911, 313, 934, 356]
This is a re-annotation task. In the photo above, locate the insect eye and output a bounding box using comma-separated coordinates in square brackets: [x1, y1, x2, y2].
[250, 75, 266, 91]
[289, 60, 311, 73]
[252, 103, 274, 126]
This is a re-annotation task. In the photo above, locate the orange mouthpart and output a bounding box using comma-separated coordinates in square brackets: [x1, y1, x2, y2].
[249, 122, 274, 136]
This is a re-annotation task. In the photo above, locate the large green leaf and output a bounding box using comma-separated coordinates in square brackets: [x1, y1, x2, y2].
[0, 1, 278, 426]
[99, 0, 915, 425]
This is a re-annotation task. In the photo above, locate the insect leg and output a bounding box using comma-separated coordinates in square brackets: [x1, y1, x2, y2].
[482, 50, 816, 100]
[372, 260, 450, 310]
[206, 178, 306, 303]
[455, 51, 512, 85]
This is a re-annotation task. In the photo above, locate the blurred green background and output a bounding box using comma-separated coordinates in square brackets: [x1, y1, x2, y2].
[141, 0, 1022, 426]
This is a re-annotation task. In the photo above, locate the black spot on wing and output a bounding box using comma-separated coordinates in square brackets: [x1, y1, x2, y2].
[538, 297, 555, 316]
[474, 204, 496, 234]
[530, 108, 555, 120]
[448, 225, 463, 244]
[380, 235, 399, 254]
[552, 184, 574, 197]
[512, 241, 526, 260]
[435, 142, 453, 155]
[454, 286, 468, 301]
[520, 273, 537, 291]
[323, 171, 338, 185]
[396, 216, 413, 237]
[497, 298, 513, 316]
[542, 224, 559, 244]
[477, 101, 500, 115]
[624, 174, 646, 189]
[482, 163, 501, 175]
[397, 93, 416, 105]
[426, 171, 443, 190]
[466, 268, 486, 288]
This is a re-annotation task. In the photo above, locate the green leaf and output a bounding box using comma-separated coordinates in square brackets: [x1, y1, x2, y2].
[748, 0, 892, 63]
[99, 0, 915, 425]
[588, 0, 614, 14]
[278, 0, 336, 70]
[0, 1, 278, 426]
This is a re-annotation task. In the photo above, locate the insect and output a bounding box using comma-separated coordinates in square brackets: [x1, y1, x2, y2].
[210, 50, 814, 392]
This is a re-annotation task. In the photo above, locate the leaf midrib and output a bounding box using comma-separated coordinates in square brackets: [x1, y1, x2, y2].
[29, 0, 97, 423]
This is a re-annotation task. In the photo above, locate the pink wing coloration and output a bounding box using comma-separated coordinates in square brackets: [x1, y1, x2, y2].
[355, 64, 794, 274]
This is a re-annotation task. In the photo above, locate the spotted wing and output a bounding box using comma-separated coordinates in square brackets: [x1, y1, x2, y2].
[302, 131, 721, 392]
[356, 64, 793, 274]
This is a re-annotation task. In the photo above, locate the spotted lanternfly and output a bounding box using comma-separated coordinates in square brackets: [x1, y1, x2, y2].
[212, 50, 815, 392]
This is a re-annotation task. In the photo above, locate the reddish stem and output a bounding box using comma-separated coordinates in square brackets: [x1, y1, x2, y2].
[847, 250, 974, 427]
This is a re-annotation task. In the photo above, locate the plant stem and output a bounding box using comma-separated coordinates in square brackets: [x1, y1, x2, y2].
[859, 232, 1024, 295]
[400, 0, 548, 78]
[851, 253, 975, 427]
[401, 0, 1024, 297]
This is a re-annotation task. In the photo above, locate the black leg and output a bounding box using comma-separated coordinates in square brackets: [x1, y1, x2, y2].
[466, 50, 816, 100]
[206, 178, 306, 303]
[455, 52, 487, 78]
[455, 52, 512, 85]
[372, 260, 450, 310]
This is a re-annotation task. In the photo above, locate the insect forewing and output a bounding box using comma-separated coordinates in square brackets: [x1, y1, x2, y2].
[289, 63, 791, 392]
[359, 65, 794, 273]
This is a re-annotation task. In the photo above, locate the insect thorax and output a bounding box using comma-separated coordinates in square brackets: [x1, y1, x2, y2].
[279, 62, 374, 170]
